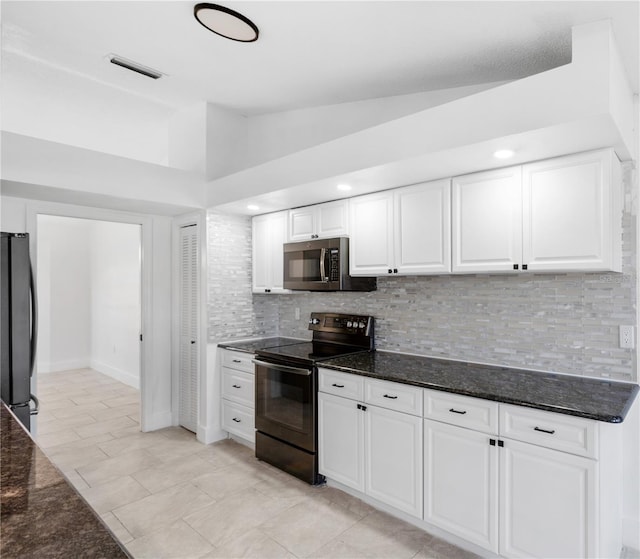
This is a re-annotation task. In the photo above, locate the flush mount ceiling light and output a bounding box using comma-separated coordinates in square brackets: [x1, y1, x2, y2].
[247, 204, 260, 211]
[336, 184, 352, 191]
[194, 3, 259, 42]
[494, 149, 515, 159]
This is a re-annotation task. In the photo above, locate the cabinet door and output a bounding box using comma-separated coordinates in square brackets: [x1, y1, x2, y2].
[452, 166, 522, 273]
[253, 211, 288, 293]
[268, 211, 288, 292]
[317, 200, 349, 238]
[424, 420, 498, 553]
[318, 392, 364, 492]
[395, 180, 451, 275]
[349, 192, 394, 276]
[365, 405, 423, 518]
[522, 149, 621, 272]
[499, 438, 596, 559]
[288, 207, 316, 241]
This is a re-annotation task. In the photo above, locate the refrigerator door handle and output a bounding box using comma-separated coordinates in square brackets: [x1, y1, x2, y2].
[29, 393, 39, 415]
[29, 253, 38, 377]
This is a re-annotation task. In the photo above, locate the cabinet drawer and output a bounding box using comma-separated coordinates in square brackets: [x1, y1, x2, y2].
[424, 390, 498, 434]
[222, 349, 254, 374]
[222, 369, 255, 408]
[318, 368, 364, 400]
[500, 404, 597, 458]
[365, 378, 423, 416]
[222, 400, 255, 443]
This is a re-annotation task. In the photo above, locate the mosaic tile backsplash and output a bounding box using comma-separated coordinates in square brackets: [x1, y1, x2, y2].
[208, 168, 637, 382]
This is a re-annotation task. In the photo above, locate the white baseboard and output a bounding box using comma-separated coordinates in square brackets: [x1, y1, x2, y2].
[623, 516, 640, 550]
[142, 411, 173, 432]
[90, 359, 140, 389]
[38, 359, 90, 373]
[197, 425, 227, 445]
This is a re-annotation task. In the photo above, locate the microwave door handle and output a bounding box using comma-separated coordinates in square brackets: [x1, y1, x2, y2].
[320, 248, 327, 282]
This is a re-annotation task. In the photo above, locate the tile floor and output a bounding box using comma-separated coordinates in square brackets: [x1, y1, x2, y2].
[36, 368, 482, 559]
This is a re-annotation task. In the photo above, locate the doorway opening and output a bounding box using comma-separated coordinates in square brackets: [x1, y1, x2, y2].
[36, 215, 142, 427]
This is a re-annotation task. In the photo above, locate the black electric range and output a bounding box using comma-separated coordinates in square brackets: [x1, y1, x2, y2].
[253, 312, 374, 484]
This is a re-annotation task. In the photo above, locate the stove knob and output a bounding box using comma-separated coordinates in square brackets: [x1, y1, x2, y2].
[359, 322, 366, 329]
[346, 321, 353, 328]
[309, 318, 320, 325]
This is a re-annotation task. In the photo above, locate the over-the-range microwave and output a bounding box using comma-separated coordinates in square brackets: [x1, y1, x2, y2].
[283, 237, 376, 292]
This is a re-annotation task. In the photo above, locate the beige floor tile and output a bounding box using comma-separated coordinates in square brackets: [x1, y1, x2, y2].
[131, 454, 217, 494]
[60, 468, 91, 491]
[73, 415, 138, 439]
[411, 537, 483, 559]
[98, 430, 167, 458]
[205, 528, 295, 559]
[125, 519, 215, 559]
[260, 498, 362, 558]
[100, 512, 134, 545]
[49, 401, 109, 419]
[157, 426, 201, 442]
[89, 403, 140, 422]
[76, 448, 159, 487]
[313, 510, 434, 559]
[191, 463, 265, 500]
[36, 398, 77, 411]
[113, 482, 215, 538]
[36, 429, 82, 449]
[44, 432, 115, 456]
[184, 487, 299, 548]
[143, 435, 207, 462]
[36, 413, 97, 435]
[42, 442, 110, 473]
[80, 475, 151, 514]
[102, 394, 140, 408]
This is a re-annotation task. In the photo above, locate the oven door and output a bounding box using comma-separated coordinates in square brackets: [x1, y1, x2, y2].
[254, 359, 316, 453]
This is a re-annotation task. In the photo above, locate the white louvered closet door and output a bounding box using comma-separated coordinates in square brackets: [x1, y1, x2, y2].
[179, 224, 199, 433]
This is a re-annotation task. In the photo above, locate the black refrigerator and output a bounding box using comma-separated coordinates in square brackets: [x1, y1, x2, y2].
[1, 232, 38, 430]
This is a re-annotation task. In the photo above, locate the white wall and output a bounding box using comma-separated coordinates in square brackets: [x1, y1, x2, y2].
[36, 215, 92, 372]
[90, 220, 141, 388]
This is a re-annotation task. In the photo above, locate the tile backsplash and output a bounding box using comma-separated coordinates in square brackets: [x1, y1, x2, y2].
[208, 168, 637, 382]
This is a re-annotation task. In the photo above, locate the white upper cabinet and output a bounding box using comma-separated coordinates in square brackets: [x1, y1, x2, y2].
[288, 199, 349, 242]
[350, 179, 451, 276]
[452, 148, 622, 274]
[522, 149, 622, 272]
[452, 166, 522, 273]
[252, 211, 289, 294]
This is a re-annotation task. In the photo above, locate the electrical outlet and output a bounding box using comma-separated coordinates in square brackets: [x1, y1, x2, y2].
[295, 307, 300, 320]
[619, 325, 635, 349]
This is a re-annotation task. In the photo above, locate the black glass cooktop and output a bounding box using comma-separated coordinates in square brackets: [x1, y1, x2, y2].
[256, 342, 370, 366]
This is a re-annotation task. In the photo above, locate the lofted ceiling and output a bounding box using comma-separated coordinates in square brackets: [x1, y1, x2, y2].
[2, 0, 638, 117]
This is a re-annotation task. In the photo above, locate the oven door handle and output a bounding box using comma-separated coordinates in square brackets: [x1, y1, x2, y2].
[252, 359, 313, 376]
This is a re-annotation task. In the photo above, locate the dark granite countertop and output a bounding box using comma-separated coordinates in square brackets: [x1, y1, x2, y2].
[1, 404, 130, 558]
[320, 351, 639, 423]
[218, 337, 307, 354]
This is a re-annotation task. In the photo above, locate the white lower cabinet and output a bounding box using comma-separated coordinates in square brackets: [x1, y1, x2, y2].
[499, 438, 596, 559]
[318, 369, 623, 559]
[220, 349, 255, 443]
[318, 370, 423, 518]
[424, 419, 499, 552]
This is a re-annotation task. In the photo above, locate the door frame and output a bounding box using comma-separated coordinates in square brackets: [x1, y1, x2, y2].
[26, 201, 153, 431]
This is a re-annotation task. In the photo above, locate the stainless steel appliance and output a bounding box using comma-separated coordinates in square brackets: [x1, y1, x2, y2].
[1, 232, 39, 430]
[254, 312, 374, 484]
[283, 237, 376, 292]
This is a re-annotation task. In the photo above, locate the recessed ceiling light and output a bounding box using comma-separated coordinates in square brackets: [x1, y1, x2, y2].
[194, 3, 259, 42]
[337, 184, 352, 191]
[494, 149, 515, 159]
[247, 204, 260, 211]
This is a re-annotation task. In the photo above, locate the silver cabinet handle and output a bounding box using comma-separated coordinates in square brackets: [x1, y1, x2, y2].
[383, 394, 398, 399]
[232, 417, 241, 423]
[232, 384, 241, 389]
[232, 359, 242, 363]
[332, 383, 345, 388]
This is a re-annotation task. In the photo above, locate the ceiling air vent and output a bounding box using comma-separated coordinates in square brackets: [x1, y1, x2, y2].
[109, 55, 163, 80]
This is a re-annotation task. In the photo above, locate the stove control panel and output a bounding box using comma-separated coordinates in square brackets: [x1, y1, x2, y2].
[308, 312, 374, 337]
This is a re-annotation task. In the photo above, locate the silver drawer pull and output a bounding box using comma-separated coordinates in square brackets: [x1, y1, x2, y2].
[449, 408, 467, 415]
[232, 417, 241, 423]
[232, 384, 241, 389]
[534, 426, 555, 435]
[332, 383, 345, 388]
[232, 359, 242, 363]
[383, 394, 398, 399]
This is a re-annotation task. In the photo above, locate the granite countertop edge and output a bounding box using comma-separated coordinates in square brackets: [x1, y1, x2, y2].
[318, 351, 639, 424]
